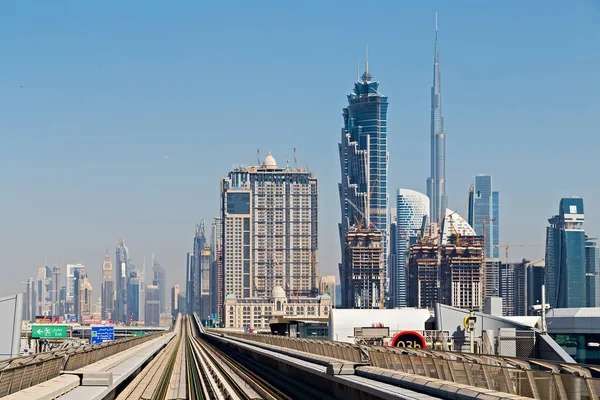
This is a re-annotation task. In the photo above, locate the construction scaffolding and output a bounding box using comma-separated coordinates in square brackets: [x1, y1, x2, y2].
[408, 234, 485, 311]
[342, 228, 385, 309]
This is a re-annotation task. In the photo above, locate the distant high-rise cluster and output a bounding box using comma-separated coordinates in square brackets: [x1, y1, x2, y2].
[23, 239, 169, 327]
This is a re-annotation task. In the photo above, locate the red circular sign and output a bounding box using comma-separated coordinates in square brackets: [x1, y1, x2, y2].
[391, 331, 427, 349]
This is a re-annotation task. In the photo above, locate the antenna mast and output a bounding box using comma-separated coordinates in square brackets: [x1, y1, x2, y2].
[293, 147, 298, 169]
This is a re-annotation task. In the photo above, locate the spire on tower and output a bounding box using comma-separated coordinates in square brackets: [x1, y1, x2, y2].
[365, 44, 369, 76]
[360, 44, 373, 82]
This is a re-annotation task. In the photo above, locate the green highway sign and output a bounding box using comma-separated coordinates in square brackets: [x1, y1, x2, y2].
[32, 325, 67, 339]
[132, 331, 147, 336]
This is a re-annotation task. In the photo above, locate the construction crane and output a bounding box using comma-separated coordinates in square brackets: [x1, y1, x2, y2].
[493, 242, 544, 264]
[346, 179, 378, 230]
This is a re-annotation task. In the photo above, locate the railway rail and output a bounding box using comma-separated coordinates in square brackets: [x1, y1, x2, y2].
[118, 314, 328, 400]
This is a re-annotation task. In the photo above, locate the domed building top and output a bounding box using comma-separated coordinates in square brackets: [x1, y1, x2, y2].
[225, 293, 237, 300]
[262, 152, 278, 169]
[272, 286, 286, 298]
[320, 294, 331, 300]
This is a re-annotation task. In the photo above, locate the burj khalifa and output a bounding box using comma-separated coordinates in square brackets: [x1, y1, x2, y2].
[426, 15, 447, 224]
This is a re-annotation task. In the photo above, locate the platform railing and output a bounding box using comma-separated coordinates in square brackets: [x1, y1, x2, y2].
[0, 331, 166, 397]
[211, 330, 600, 400]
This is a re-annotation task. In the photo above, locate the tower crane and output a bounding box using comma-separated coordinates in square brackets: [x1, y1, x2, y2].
[346, 179, 379, 230]
[492, 242, 544, 264]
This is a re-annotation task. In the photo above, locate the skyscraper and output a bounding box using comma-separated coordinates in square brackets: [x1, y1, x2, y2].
[152, 256, 167, 314]
[24, 277, 36, 321]
[393, 189, 429, 307]
[408, 209, 485, 311]
[426, 15, 448, 224]
[342, 229, 384, 309]
[221, 152, 318, 301]
[36, 267, 47, 316]
[115, 239, 129, 323]
[74, 268, 92, 320]
[338, 54, 389, 304]
[65, 263, 84, 314]
[185, 252, 193, 315]
[526, 259, 545, 316]
[220, 152, 324, 328]
[585, 237, 600, 308]
[545, 198, 586, 308]
[171, 284, 180, 318]
[200, 247, 211, 319]
[101, 250, 114, 320]
[499, 261, 527, 316]
[51, 266, 60, 317]
[210, 217, 223, 320]
[145, 284, 160, 326]
[468, 175, 500, 258]
[127, 270, 141, 323]
[191, 221, 207, 316]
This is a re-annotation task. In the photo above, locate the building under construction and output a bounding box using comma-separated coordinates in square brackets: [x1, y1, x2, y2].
[342, 228, 384, 309]
[408, 209, 485, 311]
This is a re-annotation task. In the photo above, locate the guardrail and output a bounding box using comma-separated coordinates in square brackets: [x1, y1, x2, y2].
[213, 330, 600, 400]
[0, 331, 165, 397]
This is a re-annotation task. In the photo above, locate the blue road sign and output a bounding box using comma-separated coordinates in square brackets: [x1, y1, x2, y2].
[91, 326, 115, 344]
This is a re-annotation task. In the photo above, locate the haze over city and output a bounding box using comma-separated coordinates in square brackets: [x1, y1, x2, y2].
[2, 0, 599, 296]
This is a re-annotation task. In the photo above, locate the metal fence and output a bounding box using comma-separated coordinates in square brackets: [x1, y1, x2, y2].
[215, 330, 600, 400]
[0, 332, 165, 397]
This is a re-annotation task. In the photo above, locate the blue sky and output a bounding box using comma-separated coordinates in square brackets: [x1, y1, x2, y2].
[1, 1, 599, 297]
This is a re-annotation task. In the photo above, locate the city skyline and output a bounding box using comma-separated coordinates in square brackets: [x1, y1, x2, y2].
[3, 2, 600, 298]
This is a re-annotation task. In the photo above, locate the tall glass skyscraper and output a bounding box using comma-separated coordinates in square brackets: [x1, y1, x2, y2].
[585, 237, 600, 308]
[468, 175, 500, 258]
[393, 189, 429, 308]
[338, 58, 389, 302]
[426, 16, 447, 224]
[545, 198, 586, 308]
[115, 239, 129, 323]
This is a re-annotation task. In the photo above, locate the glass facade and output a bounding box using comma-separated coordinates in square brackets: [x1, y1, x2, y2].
[339, 66, 389, 304]
[426, 26, 448, 223]
[226, 192, 250, 214]
[586, 237, 600, 307]
[545, 198, 586, 308]
[393, 189, 429, 308]
[499, 262, 527, 316]
[468, 175, 500, 258]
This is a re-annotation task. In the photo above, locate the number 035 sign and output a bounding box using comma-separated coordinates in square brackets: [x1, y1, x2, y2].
[391, 331, 427, 349]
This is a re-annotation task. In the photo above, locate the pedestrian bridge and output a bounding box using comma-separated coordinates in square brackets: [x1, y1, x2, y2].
[2, 314, 600, 399]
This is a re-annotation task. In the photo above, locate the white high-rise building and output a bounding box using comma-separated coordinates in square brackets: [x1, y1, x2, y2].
[36, 267, 47, 316]
[393, 189, 429, 308]
[221, 152, 329, 329]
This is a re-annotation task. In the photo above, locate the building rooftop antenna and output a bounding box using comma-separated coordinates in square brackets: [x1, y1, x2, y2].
[293, 147, 298, 169]
[365, 44, 369, 76]
[257, 149, 260, 165]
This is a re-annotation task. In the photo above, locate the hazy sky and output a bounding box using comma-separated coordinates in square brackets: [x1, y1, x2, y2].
[1, 1, 599, 298]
